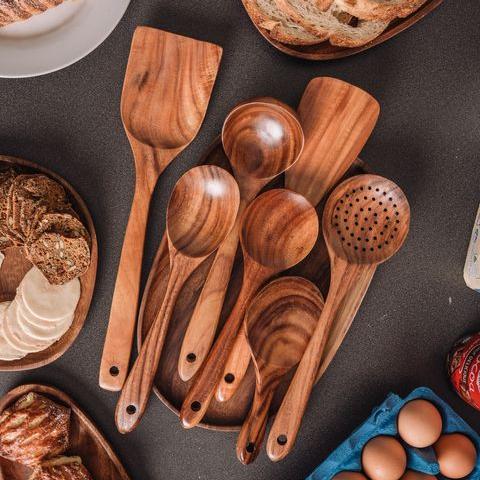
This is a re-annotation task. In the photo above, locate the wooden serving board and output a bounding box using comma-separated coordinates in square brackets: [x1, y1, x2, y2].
[0, 384, 130, 480]
[0, 156, 98, 371]
[137, 138, 368, 431]
[242, 0, 443, 61]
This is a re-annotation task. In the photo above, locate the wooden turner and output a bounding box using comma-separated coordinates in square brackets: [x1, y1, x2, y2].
[216, 77, 380, 402]
[267, 174, 410, 461]
[99, 27, 222, 391]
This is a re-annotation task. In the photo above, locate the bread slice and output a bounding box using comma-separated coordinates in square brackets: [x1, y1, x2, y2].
[336, 0, 427, 21]
[0, 0, 64, 28]
[276, 0, 389, 47]
[242, 0, 324, 45]
[30, 456, 93, 480]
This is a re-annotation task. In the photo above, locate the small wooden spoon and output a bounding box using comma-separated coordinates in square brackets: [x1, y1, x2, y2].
[267, 174, 410, 461]
[236, 277, 324, 464]
[178, 98, 303, 382]
[217, 76, 379, 403]
[115, 166, 239, 433]
[180, 188, 318, 429]
[100, 27, 222, 391]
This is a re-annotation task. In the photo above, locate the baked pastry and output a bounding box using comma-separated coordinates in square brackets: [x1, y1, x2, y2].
[29, 456, 93, 480]
[0, 0, 64, 28]
[0, 392, 70, 465]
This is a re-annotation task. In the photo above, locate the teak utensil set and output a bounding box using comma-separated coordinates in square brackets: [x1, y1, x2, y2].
[97, 26, 411, 465]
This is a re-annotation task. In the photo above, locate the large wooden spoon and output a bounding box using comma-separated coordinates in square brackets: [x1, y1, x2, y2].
[236, 277, 324, 464]
[178, 99, 303, 382]
[267, 174, 410, 461]
[99, 27, 222, 391]
[216, 76, 379, 402]
[115, 166, 239, 433]
[180, 189, 319, 428]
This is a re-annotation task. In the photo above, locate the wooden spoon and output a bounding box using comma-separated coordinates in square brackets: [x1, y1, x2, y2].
[236, 277, 324, 464]
[99, 27, 222, 391]
[178, 98, 304, 382]
[115, 166, 239, 433]
[180, 188, 318, 428]
[216, 76, 379, 402]
[267, 174, 410, 461]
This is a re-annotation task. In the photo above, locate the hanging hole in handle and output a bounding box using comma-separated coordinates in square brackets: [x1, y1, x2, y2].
[277, 435, 287, 446]
[191, 401, 201, 412]
[224, 373, 235, 384]
[246, 442, 255, 453]
[126, 405, 136, 415]
[186, 353, 196, 363]
[110, 366, 119, 377]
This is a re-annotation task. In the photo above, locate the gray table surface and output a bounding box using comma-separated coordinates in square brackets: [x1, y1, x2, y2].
[0, 1, 479, 479]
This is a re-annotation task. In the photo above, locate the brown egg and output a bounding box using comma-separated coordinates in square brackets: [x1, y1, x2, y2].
[400, 470, 437, 479]
[333, 473, 368, 480]
[397, 399, 443, 448]
[434, 433, 477, 479]
[361, 436, 407, 480]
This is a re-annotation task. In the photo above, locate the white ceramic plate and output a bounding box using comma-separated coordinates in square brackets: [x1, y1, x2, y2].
[0, 0, 131, 78]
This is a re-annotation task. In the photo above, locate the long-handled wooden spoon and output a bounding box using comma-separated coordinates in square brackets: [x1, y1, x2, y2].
[179, 188, 318, 428]
[216, 76, 380, 402]
[115, 166, 239, 433]
[99, 27, 222, 391]
[236, 277, 324, 465]
[267, 174, 410, 461]
[177, 99, 304, 382]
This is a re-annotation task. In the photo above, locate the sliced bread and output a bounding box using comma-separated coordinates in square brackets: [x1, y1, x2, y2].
[242, 0, 324, 45]
[276, 0, 389, 47]
[336, 0, 427, 21]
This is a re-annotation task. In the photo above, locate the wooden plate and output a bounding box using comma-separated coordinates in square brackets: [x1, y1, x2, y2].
[0, 155, 98, 371]
[0, 384, 130, 480]
[137, 138, 368, 431]
[241, 0, 443, 60]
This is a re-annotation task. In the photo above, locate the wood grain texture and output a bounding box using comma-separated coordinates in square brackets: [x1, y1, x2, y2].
[0, 155, 97, 372]
[241, 0, 443, 60]
[178, 98, 303, 382]
[236, 277, 323, 464]
[115, 166, 239, 433]
[267, 174, 410, 461]
[179, 188, 318, 429]
[217, 76, 379, 402]
[100, 26, 222, 391]
[136, 137, 367, 431]
[0, 384, 129, 480]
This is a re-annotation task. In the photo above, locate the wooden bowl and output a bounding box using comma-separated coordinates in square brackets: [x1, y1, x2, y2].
[0, 384, 130, 480]
[136, 138, 368, 431]
[0, 155, 98, 371]
[241, 0, 443, 60]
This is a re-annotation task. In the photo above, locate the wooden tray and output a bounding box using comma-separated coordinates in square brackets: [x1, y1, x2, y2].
[137, 138, 367, 431]
[0, 156, 98, 371]
[241, 0, 443, 60]
[0, 384, 130, 480]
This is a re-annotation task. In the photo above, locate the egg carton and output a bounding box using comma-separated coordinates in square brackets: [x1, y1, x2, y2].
[306, 387, 480, 480]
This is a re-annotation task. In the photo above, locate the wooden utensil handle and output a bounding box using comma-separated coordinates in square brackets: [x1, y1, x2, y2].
[236, 376, 280, 465]
[115, 258, 190, 433]
[266, 260, 376, 461]
[100, 173, 153, 391]
[178, 219, 241, 382]
[216, 329, 251, 402]
[180, 264, 266, 429]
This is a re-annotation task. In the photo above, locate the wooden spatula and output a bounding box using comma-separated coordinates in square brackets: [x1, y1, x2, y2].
[216, 77, 380, 402]
[99, 27, 222, 392]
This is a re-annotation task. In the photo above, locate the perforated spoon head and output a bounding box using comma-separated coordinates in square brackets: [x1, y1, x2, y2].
[240, 189, 319, 271]
[167, 165, 240, 258]
[323, 174, 410, 265]
[222, 99, 304, 181]
[246, 277, 324, 372]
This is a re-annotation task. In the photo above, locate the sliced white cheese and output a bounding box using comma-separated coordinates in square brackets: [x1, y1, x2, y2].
[17, 298, 73, 343]
[0, 302, 25, 361]
[19, 267, 80, 321]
